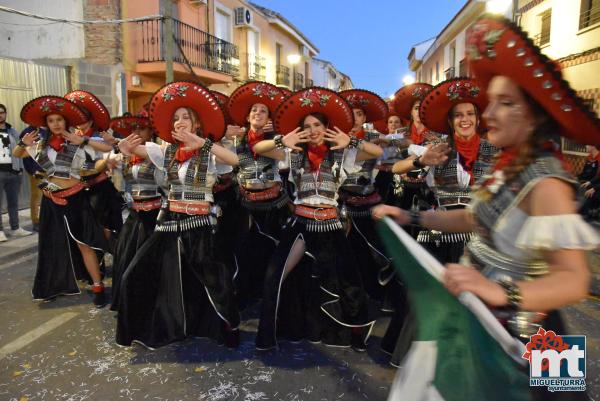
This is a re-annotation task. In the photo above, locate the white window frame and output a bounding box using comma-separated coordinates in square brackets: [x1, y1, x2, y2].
[213, 1, 234, 42]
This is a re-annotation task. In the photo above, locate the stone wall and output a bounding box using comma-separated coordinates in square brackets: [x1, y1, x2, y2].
[83, 0, 121, 65]
[74, 62, 114, 111]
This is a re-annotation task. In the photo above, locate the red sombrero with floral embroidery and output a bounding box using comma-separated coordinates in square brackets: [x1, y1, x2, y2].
[149, 81, 225, 143]
[373, 101, 402, 134]
[210, 90, 233, 126]
[227, 81, 286, 126]
[467, 14, 600, 145]
[339, 89, 388, 123]
[280, 87, 293, 98]
[64, 90, 111, 131]
[419, 78, 488, 135]
[273, 87, 354, 135]
[20, 96, 88, 128]
[109, 116, 152, 138]
[392, 83, 433, 120]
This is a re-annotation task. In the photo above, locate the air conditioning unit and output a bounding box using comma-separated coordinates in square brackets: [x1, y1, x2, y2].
[234, 7, 252, 27]
[189, 0, 207, 5]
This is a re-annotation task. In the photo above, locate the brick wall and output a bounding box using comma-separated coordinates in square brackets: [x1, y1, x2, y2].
[83, 0, 121, 65]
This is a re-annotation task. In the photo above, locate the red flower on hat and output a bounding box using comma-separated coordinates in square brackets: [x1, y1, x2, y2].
[447, 81, 481, 101]
[162, 84, 189, 101]
[467, 22, 504, 60]
[252, 83, 280, 100]
[40, 99, 66, 113]
[345, 94, 369, 108]
[300, 90, 331, 108]
[522, 327, 571, 372]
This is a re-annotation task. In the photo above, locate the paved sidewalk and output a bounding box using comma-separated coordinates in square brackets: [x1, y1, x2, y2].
[0, 208, 37, 265]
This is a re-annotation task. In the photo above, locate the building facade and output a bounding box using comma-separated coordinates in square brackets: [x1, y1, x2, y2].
[0, 0, 124, 116]
[123, 0, 321, 111]
[517, 0, 600, 116]
[311, 58, 354, 91]
[408, 0, 513, 86]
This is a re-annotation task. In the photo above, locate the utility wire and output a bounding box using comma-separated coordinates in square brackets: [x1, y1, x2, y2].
[0, 5, 162, 25]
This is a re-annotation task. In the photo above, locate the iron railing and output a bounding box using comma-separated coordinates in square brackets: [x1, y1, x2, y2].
[137, 18, 239, 76]
[444, 67, 455, 79]
[246, 53, 266, 81]
[580, 2, 600, 30]
[276, 65, 290, 86]
[294, 72, 304, 90]
[533, 31, 551, 46]
[307, 79, 314, 87]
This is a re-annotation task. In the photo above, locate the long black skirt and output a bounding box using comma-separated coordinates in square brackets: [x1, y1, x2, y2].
[374, 170, 395, 204]
[255, 219, 375, 350]
[346, 207, 392, 303]
[213, 185, 246, 292]
[85, 177, 124, 233]
[109, 205, 160, 311]
[116, 212, 239, 349]
[235, 193, 291, 308]
[33, 190, 107, 301]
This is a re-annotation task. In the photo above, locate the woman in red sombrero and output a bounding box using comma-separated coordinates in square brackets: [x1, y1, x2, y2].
[252, 87, 382, 351]
[375, 15, 599, 400]
[64, 90, 124, 247]
[388, 83, 441, 217]
[406, 77, 498, 263]
[337, 89, 390, 305]
[225, 81, 290, 308]
[378, 78, 499, 367]
[115, 81, 241, 349]
[108, 114, 165, 312]
[14, 96, 109, 306]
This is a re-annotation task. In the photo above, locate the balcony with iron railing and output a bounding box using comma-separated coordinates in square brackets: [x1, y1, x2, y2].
[247, 53, 266, 81]
[136, 18, 239, 77]
[533, 31, 551, 47]
[276, 65, 290, 87]
[444, 67, 455, 80]
[580, 3, 600, 30]
[307, 79, 314, 87]
[293, 72, 304, 90]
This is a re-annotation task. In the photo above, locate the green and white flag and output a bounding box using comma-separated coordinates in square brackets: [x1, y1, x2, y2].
[376, 218, 530, 401]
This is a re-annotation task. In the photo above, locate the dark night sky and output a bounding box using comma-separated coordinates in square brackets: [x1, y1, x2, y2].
[253, 0, 466, 98]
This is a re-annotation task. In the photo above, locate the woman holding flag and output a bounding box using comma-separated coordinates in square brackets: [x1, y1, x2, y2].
[374, 15, 599, 401]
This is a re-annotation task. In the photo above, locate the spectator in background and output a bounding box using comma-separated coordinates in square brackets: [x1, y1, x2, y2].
[20, 126, 45, 232]
[579, 145, 600, 221]
[0, 103, 31, 241]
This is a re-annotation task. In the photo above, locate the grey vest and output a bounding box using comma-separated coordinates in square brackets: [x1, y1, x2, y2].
[432, 139, 498, 207]
[291, 150, 344, 203]
[164, 144, 213, 201]
[35, 142, 84, 179]
[123, 157, 161, 199]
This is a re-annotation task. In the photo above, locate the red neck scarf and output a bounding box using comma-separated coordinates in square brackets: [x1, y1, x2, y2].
[48, 135, 65, 152]
[247, 128, 264, 159]
[351, 129, 366, 140]
[129, 155, 145, 165]
[175, 144, 197, 163]
[307, 142, 328, 172]
[80, 127, 94, 137]
[455, 133, 481, 184]
[588, 152, 600, 162]
[410, 124, 428, 145]
[492, 146, 519, 173]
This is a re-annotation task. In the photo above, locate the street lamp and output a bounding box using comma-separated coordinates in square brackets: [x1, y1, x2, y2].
[288, 54, 301, 90]
[486, 0, 512, 15]
[402, 75, 415, 86]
